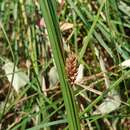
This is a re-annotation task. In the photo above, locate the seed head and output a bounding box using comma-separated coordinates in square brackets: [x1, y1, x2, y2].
[65, 53, 77, 85]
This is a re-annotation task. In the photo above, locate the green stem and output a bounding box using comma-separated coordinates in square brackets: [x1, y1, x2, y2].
[40, 0, 81, 129]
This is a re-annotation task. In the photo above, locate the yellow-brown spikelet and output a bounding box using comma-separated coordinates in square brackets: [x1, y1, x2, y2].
[65, 53, 77, 85]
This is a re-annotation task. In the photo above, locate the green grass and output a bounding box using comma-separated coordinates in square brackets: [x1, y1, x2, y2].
[0, 0, 130, 130]
[39, 0, 80, 129]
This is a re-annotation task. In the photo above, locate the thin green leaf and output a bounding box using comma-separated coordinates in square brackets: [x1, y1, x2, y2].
[40, 0, 81, 129]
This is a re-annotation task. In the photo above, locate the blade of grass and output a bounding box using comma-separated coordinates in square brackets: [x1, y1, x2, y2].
[0, 21, 15, 61]
[40, 0, 81, 129]
[26, 119, 67, 130]
[80, 69, 130, 116]
[78, 0, 106, 60]
[67, 0, 116, 62]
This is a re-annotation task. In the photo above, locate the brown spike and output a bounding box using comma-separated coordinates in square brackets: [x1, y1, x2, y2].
[65, 53, 77, 85]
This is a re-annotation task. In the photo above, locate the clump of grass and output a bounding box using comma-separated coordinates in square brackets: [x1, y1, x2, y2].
[0, 0, 130, 130]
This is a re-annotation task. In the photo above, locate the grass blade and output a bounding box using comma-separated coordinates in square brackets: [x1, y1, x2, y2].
[39, 0, 81, 129]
